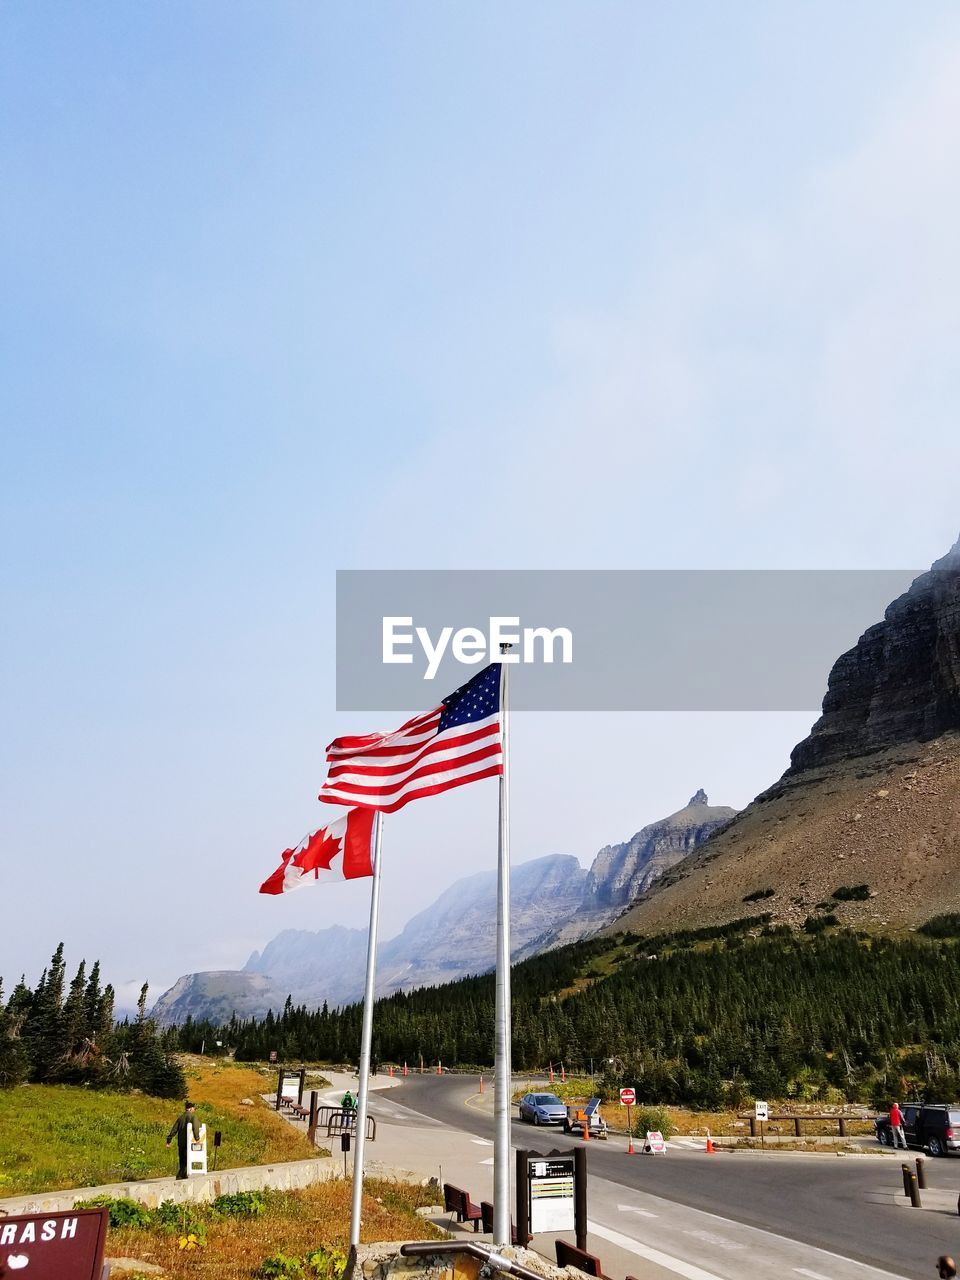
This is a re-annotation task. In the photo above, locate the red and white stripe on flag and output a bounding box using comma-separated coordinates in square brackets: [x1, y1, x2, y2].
[259, 806, 376, 895]
[318, 662, 503, 814]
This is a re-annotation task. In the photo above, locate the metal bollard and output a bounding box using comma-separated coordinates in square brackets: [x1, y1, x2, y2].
[908, 1172, 922, 1208]
[902, 1163, 912, 1197]
[916, 1157, 927, 1189]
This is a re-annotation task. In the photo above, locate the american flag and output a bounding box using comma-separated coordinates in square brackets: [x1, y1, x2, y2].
[319, 663, 503, 813]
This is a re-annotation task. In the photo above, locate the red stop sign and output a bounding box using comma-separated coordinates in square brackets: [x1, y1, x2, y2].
[620, 1087, 636, 1106]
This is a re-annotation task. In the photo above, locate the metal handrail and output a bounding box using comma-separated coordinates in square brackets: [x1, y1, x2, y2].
[400, 1241, 545, 1280]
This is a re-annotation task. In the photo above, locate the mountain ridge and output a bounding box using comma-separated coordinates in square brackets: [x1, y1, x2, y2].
[153, 791, 735, 1023]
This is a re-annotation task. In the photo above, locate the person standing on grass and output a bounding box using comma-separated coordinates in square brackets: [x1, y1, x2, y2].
[889, 1100, 907, 1149]
[166, 1101, 200, 1179]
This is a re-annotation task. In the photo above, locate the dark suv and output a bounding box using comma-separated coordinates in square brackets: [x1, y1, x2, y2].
[875, 1103, 960, 1156]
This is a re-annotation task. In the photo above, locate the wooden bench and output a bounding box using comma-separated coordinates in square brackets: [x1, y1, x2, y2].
[442, 1182, 482, 1232]
[555, 1239, 607, 1277]
[479, 1201, 518, 1243]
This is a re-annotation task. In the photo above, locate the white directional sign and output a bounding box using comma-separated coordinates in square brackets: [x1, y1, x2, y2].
[755, 1101, 768, 1122]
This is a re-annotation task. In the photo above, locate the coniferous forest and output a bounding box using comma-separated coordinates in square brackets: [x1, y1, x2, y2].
[176, 922, 960, 1109]
[0, 943, 186, 1098]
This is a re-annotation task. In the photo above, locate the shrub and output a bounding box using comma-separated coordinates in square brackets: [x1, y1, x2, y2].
[212, 1189, 269, 1218]
[919, 914, 960, 938]
[260, 1256, 305, 1279]
[632, 1106, 675, 1140]
[306, 1246, 349, 1280]
[75, 1196, 151, 1230]
[803, 914, 838, 934]
[742, 888, 775, 903]
[832, 885, 870, 902]
[153, 1199, 208, 1243]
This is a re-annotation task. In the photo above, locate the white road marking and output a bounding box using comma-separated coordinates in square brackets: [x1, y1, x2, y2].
[479, 1157, 494, 1164]
[616, 1203, 659, 1218]
[682, 1229, 743, 1251]
[471, 1138, 493, 1146]
[794, 1270, 833, 1280]
[588, 1221, 725, 1280]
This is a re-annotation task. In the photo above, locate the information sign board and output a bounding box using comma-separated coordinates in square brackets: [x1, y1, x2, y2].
[0, 1207, 108, 1280]
[528, 1154, 576, 1233]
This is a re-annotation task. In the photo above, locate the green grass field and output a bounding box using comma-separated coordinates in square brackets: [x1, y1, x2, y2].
[0, 1059, 322, 1198]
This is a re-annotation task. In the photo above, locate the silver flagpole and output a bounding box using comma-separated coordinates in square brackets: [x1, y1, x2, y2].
[349, 809, 384, 1252]
[493, 655, 512, 1246]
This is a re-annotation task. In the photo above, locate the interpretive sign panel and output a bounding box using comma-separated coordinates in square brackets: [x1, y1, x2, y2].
[528, 1154, 576, 1233]
[0, 1207, 108, 1280]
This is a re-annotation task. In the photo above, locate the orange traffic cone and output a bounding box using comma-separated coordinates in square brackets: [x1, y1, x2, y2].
[388, 1065, 394, 1077]
[583, 1115, 590, 1142]
[403, 1062, 408, 1076]
[705, 1130, 715, 1154]
[561, 1067, 566, 1083]
[627, 1132, 635, 1155]
[549, 1066, 555, 1083]
[479, 1073, 484, 1095]
[437, 1061, 442, 1075]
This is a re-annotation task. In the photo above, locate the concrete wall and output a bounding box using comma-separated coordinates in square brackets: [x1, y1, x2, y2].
[0, 1155, 339, 1217]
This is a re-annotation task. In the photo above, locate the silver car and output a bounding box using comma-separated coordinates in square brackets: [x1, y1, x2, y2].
[518, 1092, 568, 1125]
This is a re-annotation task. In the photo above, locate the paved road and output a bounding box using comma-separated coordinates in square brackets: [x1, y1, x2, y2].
[389, 1074, 960, 1280]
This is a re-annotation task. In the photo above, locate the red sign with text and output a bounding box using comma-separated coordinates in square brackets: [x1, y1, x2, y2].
[0, 1207, 108, 1279]
[619, 1087, 636, 1106]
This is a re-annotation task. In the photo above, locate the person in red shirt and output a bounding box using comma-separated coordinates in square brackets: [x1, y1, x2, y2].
[889, 1100, 907, 1149]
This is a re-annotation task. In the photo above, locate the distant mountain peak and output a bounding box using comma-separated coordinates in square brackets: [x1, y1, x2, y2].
[688, 788, 708, 805]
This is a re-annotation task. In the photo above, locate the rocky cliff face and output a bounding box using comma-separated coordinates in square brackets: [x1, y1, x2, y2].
[584, 790, 736, 907]
[612, 535, 960, 939]
[787, 538, 960, 776]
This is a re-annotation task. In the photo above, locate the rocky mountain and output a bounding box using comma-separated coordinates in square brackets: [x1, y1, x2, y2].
[245, 925, 371, 1007]
[153, 791, 734, 1023]
[584, 790, 737, 906]
[612, 535, 960, 938]
[151, 971, 285, 1025]
[375, 853, 589, 993]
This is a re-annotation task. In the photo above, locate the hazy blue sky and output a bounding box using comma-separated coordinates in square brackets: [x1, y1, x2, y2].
[2, 4, 959, 1008]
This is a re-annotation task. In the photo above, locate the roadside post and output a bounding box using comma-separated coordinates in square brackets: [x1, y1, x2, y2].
[620, 1087, 636, 1155]
[901, 1163, 912, 1197]
[755, 1100, 768, 1151]
[308, 1090, 319, 1144]
[341, 1130, 351, 1180]
[916, 1157, 927, 1189]
[212, 1129, 222, 1171]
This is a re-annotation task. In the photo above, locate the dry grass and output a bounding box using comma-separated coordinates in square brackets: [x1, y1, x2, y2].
[0, 1059, 321, 1197]
[108, 1179, 445, 1279]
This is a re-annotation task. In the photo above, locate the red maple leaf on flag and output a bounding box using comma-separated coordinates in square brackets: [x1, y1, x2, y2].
[291, 827, 343, 876]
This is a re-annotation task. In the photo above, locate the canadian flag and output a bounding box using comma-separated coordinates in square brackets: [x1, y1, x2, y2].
[259, 807, 376, 895]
